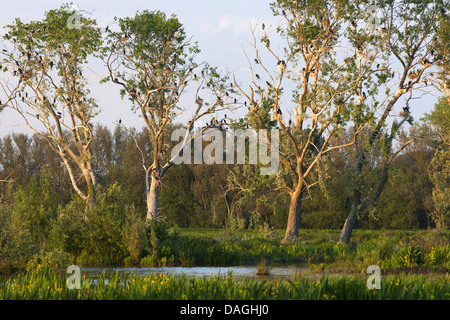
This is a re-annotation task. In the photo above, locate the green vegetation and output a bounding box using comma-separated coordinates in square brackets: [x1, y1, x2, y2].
[2, 220, 450, 274]
[0, 1, 449, 300]
[1, 269, 449, 300]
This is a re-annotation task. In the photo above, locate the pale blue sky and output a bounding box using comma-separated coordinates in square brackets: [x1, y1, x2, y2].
[0, 1, 440, 137]
[0, 0, 281, 136]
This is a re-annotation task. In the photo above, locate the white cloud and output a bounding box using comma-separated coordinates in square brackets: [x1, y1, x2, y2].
[203, 14, 262, 36]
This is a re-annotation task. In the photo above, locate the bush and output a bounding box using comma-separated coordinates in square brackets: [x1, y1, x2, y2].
[26, 248, 73, 274]
[391, 246, 424, 267]
[0, 205, 38, 272]
[146, 221, 170, 252]
[81, 184, 130, 263]
[122, 205, 148, 261]
[11, 172, 59, 247]
[426, 245, 450, 266]
[47, 199, 87, 256]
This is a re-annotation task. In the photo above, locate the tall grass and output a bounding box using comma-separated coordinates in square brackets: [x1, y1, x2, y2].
[1, 269, 449, 300]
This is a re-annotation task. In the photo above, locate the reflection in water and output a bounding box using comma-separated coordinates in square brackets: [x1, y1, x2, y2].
[81, 266, 309, 281]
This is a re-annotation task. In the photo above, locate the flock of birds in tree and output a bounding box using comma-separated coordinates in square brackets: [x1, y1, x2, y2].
[0, 30, 92, 124]
[0, 17, 440, 127]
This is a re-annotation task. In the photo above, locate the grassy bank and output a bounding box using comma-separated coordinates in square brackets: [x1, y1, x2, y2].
[136, 228, 450, 271]
[2, 228, 450, 275]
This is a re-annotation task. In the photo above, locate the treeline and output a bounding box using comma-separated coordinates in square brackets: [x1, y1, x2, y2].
[0, 122, 435, 231]
[0, 2, 448, 270]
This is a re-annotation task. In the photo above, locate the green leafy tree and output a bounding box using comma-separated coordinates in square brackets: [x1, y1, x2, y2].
[422, 97, 450, 229]
[103, 10, 234, 223]
[0, 4, 103, 205]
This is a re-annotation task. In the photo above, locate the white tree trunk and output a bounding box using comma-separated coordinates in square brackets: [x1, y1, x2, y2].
[146, 175, 159, 223]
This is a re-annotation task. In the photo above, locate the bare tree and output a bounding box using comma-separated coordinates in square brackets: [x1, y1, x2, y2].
[339, 0, 448, 244]
[234, 1, 374, 242]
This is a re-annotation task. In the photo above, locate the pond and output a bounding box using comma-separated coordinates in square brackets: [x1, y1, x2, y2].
[80, 265, 311, 281]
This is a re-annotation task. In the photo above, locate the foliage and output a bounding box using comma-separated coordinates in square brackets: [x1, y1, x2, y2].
[0, 204, 37, 273]
[1, 271, 450, 300]
[122, 205, 148, 261]
[391, 246, 424, 268]
[25, 248, 73, 274]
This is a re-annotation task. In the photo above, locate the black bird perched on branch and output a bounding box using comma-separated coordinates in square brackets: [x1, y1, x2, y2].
[277, 60, 286, 71]
[254, 58, 259, 64]
[255, 74, 260, 80]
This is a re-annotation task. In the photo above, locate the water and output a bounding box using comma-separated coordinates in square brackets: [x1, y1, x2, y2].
[80, 265, 309, 281]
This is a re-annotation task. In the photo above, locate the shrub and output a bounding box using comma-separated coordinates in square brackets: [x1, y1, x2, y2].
[47, 199, 87, 256]
[140, 254, 157, 267]
[391, 246, 424, 267]
[26, 248, 73, 274]
[81, 184, 130, 263]
[122, 205, 148, 261]
[0, 205, 37, 272]
[426, 245, 450, 266]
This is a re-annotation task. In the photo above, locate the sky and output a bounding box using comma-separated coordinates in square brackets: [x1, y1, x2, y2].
[0, 0, 284, 137]
[0, 0, 441, 138]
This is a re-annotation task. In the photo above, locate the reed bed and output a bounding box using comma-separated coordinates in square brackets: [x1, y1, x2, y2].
[1, 269, 449, 300]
